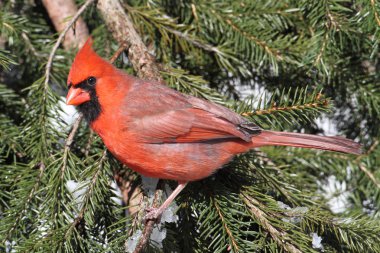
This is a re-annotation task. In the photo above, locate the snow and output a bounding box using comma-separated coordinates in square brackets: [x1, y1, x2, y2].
[311, 233, 323, 250]
[125, 229, 142, 252]
[277, 201, 291, 210]
[150, 225, 167, 248]
[59, 98, 77, 126]
[319, 175, 350, 213]
[141, 176, 159, 198]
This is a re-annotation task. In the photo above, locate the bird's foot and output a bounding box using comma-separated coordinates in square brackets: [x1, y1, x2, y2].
[144, 207, 162, 222]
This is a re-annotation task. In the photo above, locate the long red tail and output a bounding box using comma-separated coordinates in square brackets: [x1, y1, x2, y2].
[251, 130, 362, 155]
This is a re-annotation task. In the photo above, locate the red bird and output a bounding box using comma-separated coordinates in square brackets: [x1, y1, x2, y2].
[66, 39, 361, 219]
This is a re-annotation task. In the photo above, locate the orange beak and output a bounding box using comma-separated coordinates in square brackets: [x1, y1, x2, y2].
[66, 87, 91, 105]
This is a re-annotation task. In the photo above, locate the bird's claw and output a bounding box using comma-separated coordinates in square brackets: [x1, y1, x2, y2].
[144, 207, 162, 222]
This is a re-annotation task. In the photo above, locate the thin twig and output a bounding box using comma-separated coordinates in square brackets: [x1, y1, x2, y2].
[84, 130, 94, 157]
[110, 43, 128, 63]
[61, 114, 83, 178]
[241, 193, 302, 253]
[355, 140, 380, 189]
[358, 164, 380, 190]
[44, 0, 94, 91]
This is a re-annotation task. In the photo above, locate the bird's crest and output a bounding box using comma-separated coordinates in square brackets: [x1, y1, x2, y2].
[67, 37, 112, 86]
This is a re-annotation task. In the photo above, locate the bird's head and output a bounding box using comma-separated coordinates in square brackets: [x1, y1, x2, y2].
[66, 38, 118, 122]
[66, 37, 112, 106]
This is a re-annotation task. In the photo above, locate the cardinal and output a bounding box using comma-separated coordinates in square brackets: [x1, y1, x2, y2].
[66, 39, 361, 220]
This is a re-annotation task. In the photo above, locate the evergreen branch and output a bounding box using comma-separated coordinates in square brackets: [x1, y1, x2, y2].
[43, 0, 94, 92]
[241, 193, 302, 253]
[2, 162, 45, 244]
[212, 198, 239, 252]
[21, 32, 44, 58]
[64, 150, 107, 240]
[236, 87, 330, 129]
[124, 4, 226, 55]
[301, 209, 380, 252]
[0, 49, 16, 71]
[224, 18, 283, 61]
[164, 26, 221, 54]
[160, 67, 226, 104]
[313, 32, 329, 68]
[242, 99, 329, 116]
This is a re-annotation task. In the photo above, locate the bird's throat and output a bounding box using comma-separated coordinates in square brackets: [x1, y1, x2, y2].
[77, 94, 102, 123]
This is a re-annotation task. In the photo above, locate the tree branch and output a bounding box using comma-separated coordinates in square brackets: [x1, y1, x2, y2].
[242, 193, 302, 253]
[97, 0, 163, 82]
[133, 182, 163, 253]
[44, 0, 94, 92]
[42, 0, 89, 49]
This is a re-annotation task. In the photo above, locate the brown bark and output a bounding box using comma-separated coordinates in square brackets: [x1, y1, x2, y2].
[97, 0, 163, 82]
[42, 0, 89, 49]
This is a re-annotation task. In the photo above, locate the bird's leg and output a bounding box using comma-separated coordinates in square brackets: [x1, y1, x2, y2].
[144, 181, 188, 221]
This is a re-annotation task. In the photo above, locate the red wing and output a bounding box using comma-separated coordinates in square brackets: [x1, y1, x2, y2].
[131, 108, 249, 143]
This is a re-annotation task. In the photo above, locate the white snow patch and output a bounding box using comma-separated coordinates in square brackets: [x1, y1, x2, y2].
[125, 229, 142, 252]
[311, 233, 323, 250]
[315, 115, 339, 136]
[141, 176, 159, 198]
[110, 181, 123, 206]
[59, 97, 77, 127]
[319, 175, 350, 213]
[150, 225, 167, 249]
[277, 201, 291, 210]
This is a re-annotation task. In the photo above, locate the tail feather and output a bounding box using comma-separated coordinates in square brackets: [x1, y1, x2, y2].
[251, 130, 362, 155]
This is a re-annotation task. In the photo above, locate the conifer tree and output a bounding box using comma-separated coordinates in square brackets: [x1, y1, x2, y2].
[0, 0, 379, 252]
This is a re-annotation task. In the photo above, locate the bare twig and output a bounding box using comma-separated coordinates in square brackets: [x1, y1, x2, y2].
[42, 0, 89, 49]
[61, 114, 83, 178]
[109, 43, 128, 63]
[44, 0, 94, 92]
[242, 193, 302, 253]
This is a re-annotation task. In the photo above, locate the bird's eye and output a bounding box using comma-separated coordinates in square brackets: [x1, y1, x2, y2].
[87, 76, 96, 86]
